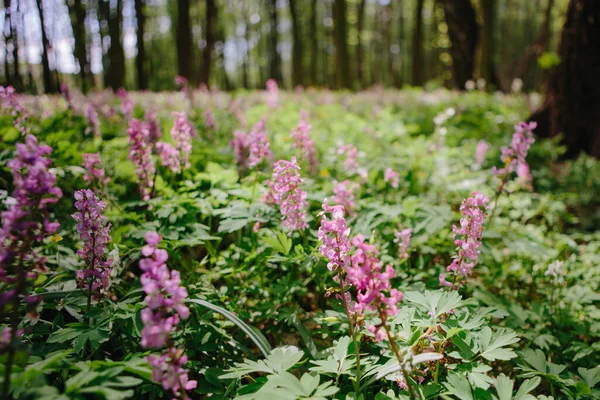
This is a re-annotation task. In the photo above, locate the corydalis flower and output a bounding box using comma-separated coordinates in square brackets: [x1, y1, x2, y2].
[332, 180, 359, 216]
[139, 232, 196, 398]
[384, 168, 399, 188]
[394, 224, 412, 260]
[0, 85, 28, 135]
[85, 104, 101, 136]
[264, 158, 308, 234]
[474, 140, 488, 169]
[347, 235, 402, 342]
[203, 110, 216, 130]
[231, 130, 250, 170]
[145, 110, 162, 144]
[128, 119, 155, 201]
[82, 153, 109, 190]
[290, 111, 317, 172]
[265, 79, 279, 108]
[493, 122, 536, 177]
[72, 190, 112, 300]
[117, 88, 134, 119]
[156, 142, 181, 173]
[171, 112, 193, 170]
[440, 192, 489, 289]
[248, 119, 271, 167]
[338, 144, 358, 172]
[317, 200, 351, 271]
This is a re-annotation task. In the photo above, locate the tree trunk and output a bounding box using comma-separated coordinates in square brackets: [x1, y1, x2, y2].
[332, 0, 350, 89]
[356, 0, 366, 88]
[309, 0, 318, 86]
[444, 0, 479, 89]
[68, 0, 90, 92]
[35, 0, 56, 93]
[3, 0, 13, 87]
[529, 0, 600, 158]
[268, 0, 282, 83]
[412, 0, 425, 86]
[7, 0, 23, 91]
[289, 0, 303, 87]
[105, 0, 125, 90]
[135, 0, 147, 90]
[478, 0, 499, 88]
[200, 0, 216, 86]
[176, 0, 191, 81]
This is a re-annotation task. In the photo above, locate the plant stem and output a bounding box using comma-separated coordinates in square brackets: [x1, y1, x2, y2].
[489, 170, 509, 224]
[337, 270, 362, 395]
[3, 258, 25, 399]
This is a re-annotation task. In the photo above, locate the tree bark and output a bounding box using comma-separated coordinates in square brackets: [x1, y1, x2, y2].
[176, 0, 192, 81]
[268, 0, 282, 83]
[529, 0, 600, 158]
[3, 0, 13, 87]
[35, 0, 56, 93]
[333, 0, 350, 89]
[289, 0, 304, 87]
[478, 0, 499, 88]
[68, 0, 90, 92]
[309, 0, 318, 86]
[356, 0, 366, 88]
[135, 0, 147, 90]
[106, 0, 125, 90]
[200, 0, 216, 86]
[444, 0, 479, 89]
[412, 0, 425, 86]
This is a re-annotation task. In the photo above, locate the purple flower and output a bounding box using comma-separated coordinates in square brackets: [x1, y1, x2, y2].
[384, 168, 399, 189]
[0, 85, 28, 135]
[117, 88, 134, 119]
[493, 122, 536, 177]
[203, 110, 216, 130]
[332, 180, 358, 216]
[145, 110, 163, 144]
[290, 111, 317, 172]
[139, 232, 196, 398]
[231, 130, 250, 170]
[264, 158, 309, 234]
[128, 119, 156, 201]
[171, 112, 193, 170]
[317, 200, 351, 271]
[265, 79, 279, 108]
[440, 192, 489, 289]
[248, 119, 271, 167]
[82, 153, 109, 190]
[338, 144, 359, 172]
[156, 142, 182, 173]
[474, 140, 489, 169]
[394, 224, 412, 260]
[85, 104, 101, 136]
[72, 189, 112, 300]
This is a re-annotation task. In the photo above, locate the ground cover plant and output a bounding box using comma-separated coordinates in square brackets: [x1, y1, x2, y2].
[0, 83, 599, 400]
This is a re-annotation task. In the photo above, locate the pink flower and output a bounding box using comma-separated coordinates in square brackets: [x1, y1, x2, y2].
[384, 168, 399, 188]
[231, 130, 250, 170]
[128, 119, 156, 200]
[203, 110, 216, 130]
[264, 158, 308, 234]
[394, 224, 412, 259]
[171, 112, 193, 170]
[145, 110, 163, 144]
[317, 200, 351, 271]
[493, 122, 536, 177]
[156, 142, 182, 173]
[85, 104, 101, 136]
[82, 153, 109, 189]
[332, 180, 359, 215]
[265, 79, 279, 108]
[338, 144, 359, 172]
[117, 88, 134, 119]
[474, 140, 488, 168]
[248, 119, 271, 167]
[0, 85, 28, 135]
[290, 111, 317, 172]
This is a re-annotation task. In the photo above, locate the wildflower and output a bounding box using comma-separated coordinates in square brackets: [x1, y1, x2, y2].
[128, 119, 156, 200]
[175, 76, 189, 92]
[248, 119, 271, 167]
[203, 110, 216, 130]
[474, 140, 488, 169]
[493, 122, 536, 177]
[317, 200, 351, 271]
[145, 110, 163, 144]
[85, 104, 101, 136]
[384, 168, 400, 189]
[440, 192, 489, 289]
[338, 144, 359, 172]
[82, 153, 110, 190]
[347, 235, 402, 341]
[171, 112, 193, 170]
[231, 130, 250, 170]
[0, 85, 28, 135]
[117, 88, 134, 119]
[546, 260, 566, 285]
[264, 158, 308, 234]
[72, 190, 112, 301]
[139, 232, 196, 398]
[265, 79, 279, 108]
[517, 162, 532, 189]
[332, 180, 358, 216]
[156, 142, 182, 173]
[394, 224, 412, 259]
[290, 111, 317, 171]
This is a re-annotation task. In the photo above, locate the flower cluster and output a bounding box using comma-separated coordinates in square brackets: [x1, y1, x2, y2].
[145, 110, 163, 144]
[231, 130, 250, 170]
[0, 135, 62, 324]
[546, 260, 566, 285]
[128, 119, 156, 200]
[338, 144, 359, 172]
[384, 168, 400, 188]
[317, 200, 351, 271]
[494, 121, 536, 177]
[474, 140, 489, 169]
[290, 111, 317, 171]
[265, 79, 279, 108]
[72, 190, 112, 300]
[264, 158, 308, 234]
[156, 141, 182, 173]
[204, 110, 216, 130]
[0, 85, 28, 134]
[175, 76, 189, 92]
[248, 118, 271, 167]
[117, 88, 133, 119]
[139, 232, 196, 398]
[85, 104, 100, 136]
[440, 192, 489, 289]
[171, 112, 193, 170]
[332, 180, 358, 216]
[82, 153, 109, 190]
[394, 224, 412, 260]
[347, 235, 402, 341]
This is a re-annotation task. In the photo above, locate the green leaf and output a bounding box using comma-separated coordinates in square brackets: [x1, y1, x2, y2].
[404, 290, 462, 321]
[220, 346, 304, 380]
[494, 374, 514, 400]
[444, 373, 474, 400]
[578, 367, 600, 389]
[513, 377, 541, 400]
[478, 328, 519, 361]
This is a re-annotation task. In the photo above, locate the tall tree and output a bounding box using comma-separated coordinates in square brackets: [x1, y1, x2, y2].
[289, 0, 304, 87]
[68, 0, 91, 92]
[444, 0, 479, 89]
[176, 0, 192, 81]
[268, 0, 282, 83]
[412, 0, 425, 86]
[530, 0, 600, 157]
[356, 0, 366, 88]
[35, 0, 56, 93]
[309, 0, 318, 86]
[478, 0, 499, 88]
[332, 0, 350, 89]
[3, 0, 13, 87]
[101, 0, 125, 90]
[135, 0, 148, 90]
[200, 0, 216, 86]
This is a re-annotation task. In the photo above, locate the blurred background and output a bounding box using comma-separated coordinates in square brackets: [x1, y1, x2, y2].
[0, 0, 567, 94]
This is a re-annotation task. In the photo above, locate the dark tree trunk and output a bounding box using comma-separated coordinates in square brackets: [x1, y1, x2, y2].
[8, 0, 23, 91]
[309, 0, 318, 86]
[529, 0, 600, 158]
[135, 0, 147, 90]
[289, 0, 304, 87]
[176, 0, 191, 81]
[106, 0, 125, 90]
[478, 0, 499, 88]
[268, 0, 282, 83]
[356, 0, 366, 88]
[3, 0, 13, 87]
[200, 0, 216, 86]
[35, 0, 56, 93]
[68, 0, 90, 92]
[412, 0, 425, 86]
[333, 0, 350, 89]
[444, 0, 479, 89]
